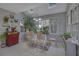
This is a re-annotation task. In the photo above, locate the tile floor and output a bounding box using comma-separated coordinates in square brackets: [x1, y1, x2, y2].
[0, 42, 65, 56]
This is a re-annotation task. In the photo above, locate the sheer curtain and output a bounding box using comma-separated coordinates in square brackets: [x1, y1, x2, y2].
[50, 19, 57, 33]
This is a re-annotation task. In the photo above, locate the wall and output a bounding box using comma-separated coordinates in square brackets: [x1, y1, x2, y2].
[0, 8, 15, 34]
[0, 9, 26, 43]
[0, 8, 16, 45]
[0, 8, 15, 26]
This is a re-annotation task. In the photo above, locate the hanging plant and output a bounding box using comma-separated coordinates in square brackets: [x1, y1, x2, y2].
[3, 16, 9, 23]
[24, 16, 37, 33]
[14, 19, 18, 23]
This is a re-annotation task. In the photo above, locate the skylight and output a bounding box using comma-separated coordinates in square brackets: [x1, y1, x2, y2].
[48, 3, 56, 9]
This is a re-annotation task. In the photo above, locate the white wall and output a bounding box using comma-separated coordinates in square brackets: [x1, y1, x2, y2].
[0, 8, 15, 33]
[0, 8, 15, 25]
[0, 9, 25, 43]
[0, 8, 15, 45]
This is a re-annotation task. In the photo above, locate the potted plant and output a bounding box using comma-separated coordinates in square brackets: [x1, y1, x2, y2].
[41, 26, 49, 34]
[60, 32, 72, 55]
[0, 32, 6, 48]
[24, 16, 37, 41]
[40, 26, 50, 50]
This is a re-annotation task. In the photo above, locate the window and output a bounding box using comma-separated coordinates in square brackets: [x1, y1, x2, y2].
[67, 14, 71, 32]
[51, 19, 57, 33]
[33, 18, 50, 32]
[67, 5, 79, 41]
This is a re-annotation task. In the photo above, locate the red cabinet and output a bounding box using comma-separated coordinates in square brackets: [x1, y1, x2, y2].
[6, 32, 19, 47]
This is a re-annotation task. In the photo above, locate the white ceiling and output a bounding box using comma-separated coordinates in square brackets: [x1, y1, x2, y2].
[0, 3, 44, 13]
[0, 3, 67, 17]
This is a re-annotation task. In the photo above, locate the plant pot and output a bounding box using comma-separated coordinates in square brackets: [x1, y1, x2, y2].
[37, 32, 42, 35]
[26, 31, 32, 41]
[37, 32, 43, 40]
